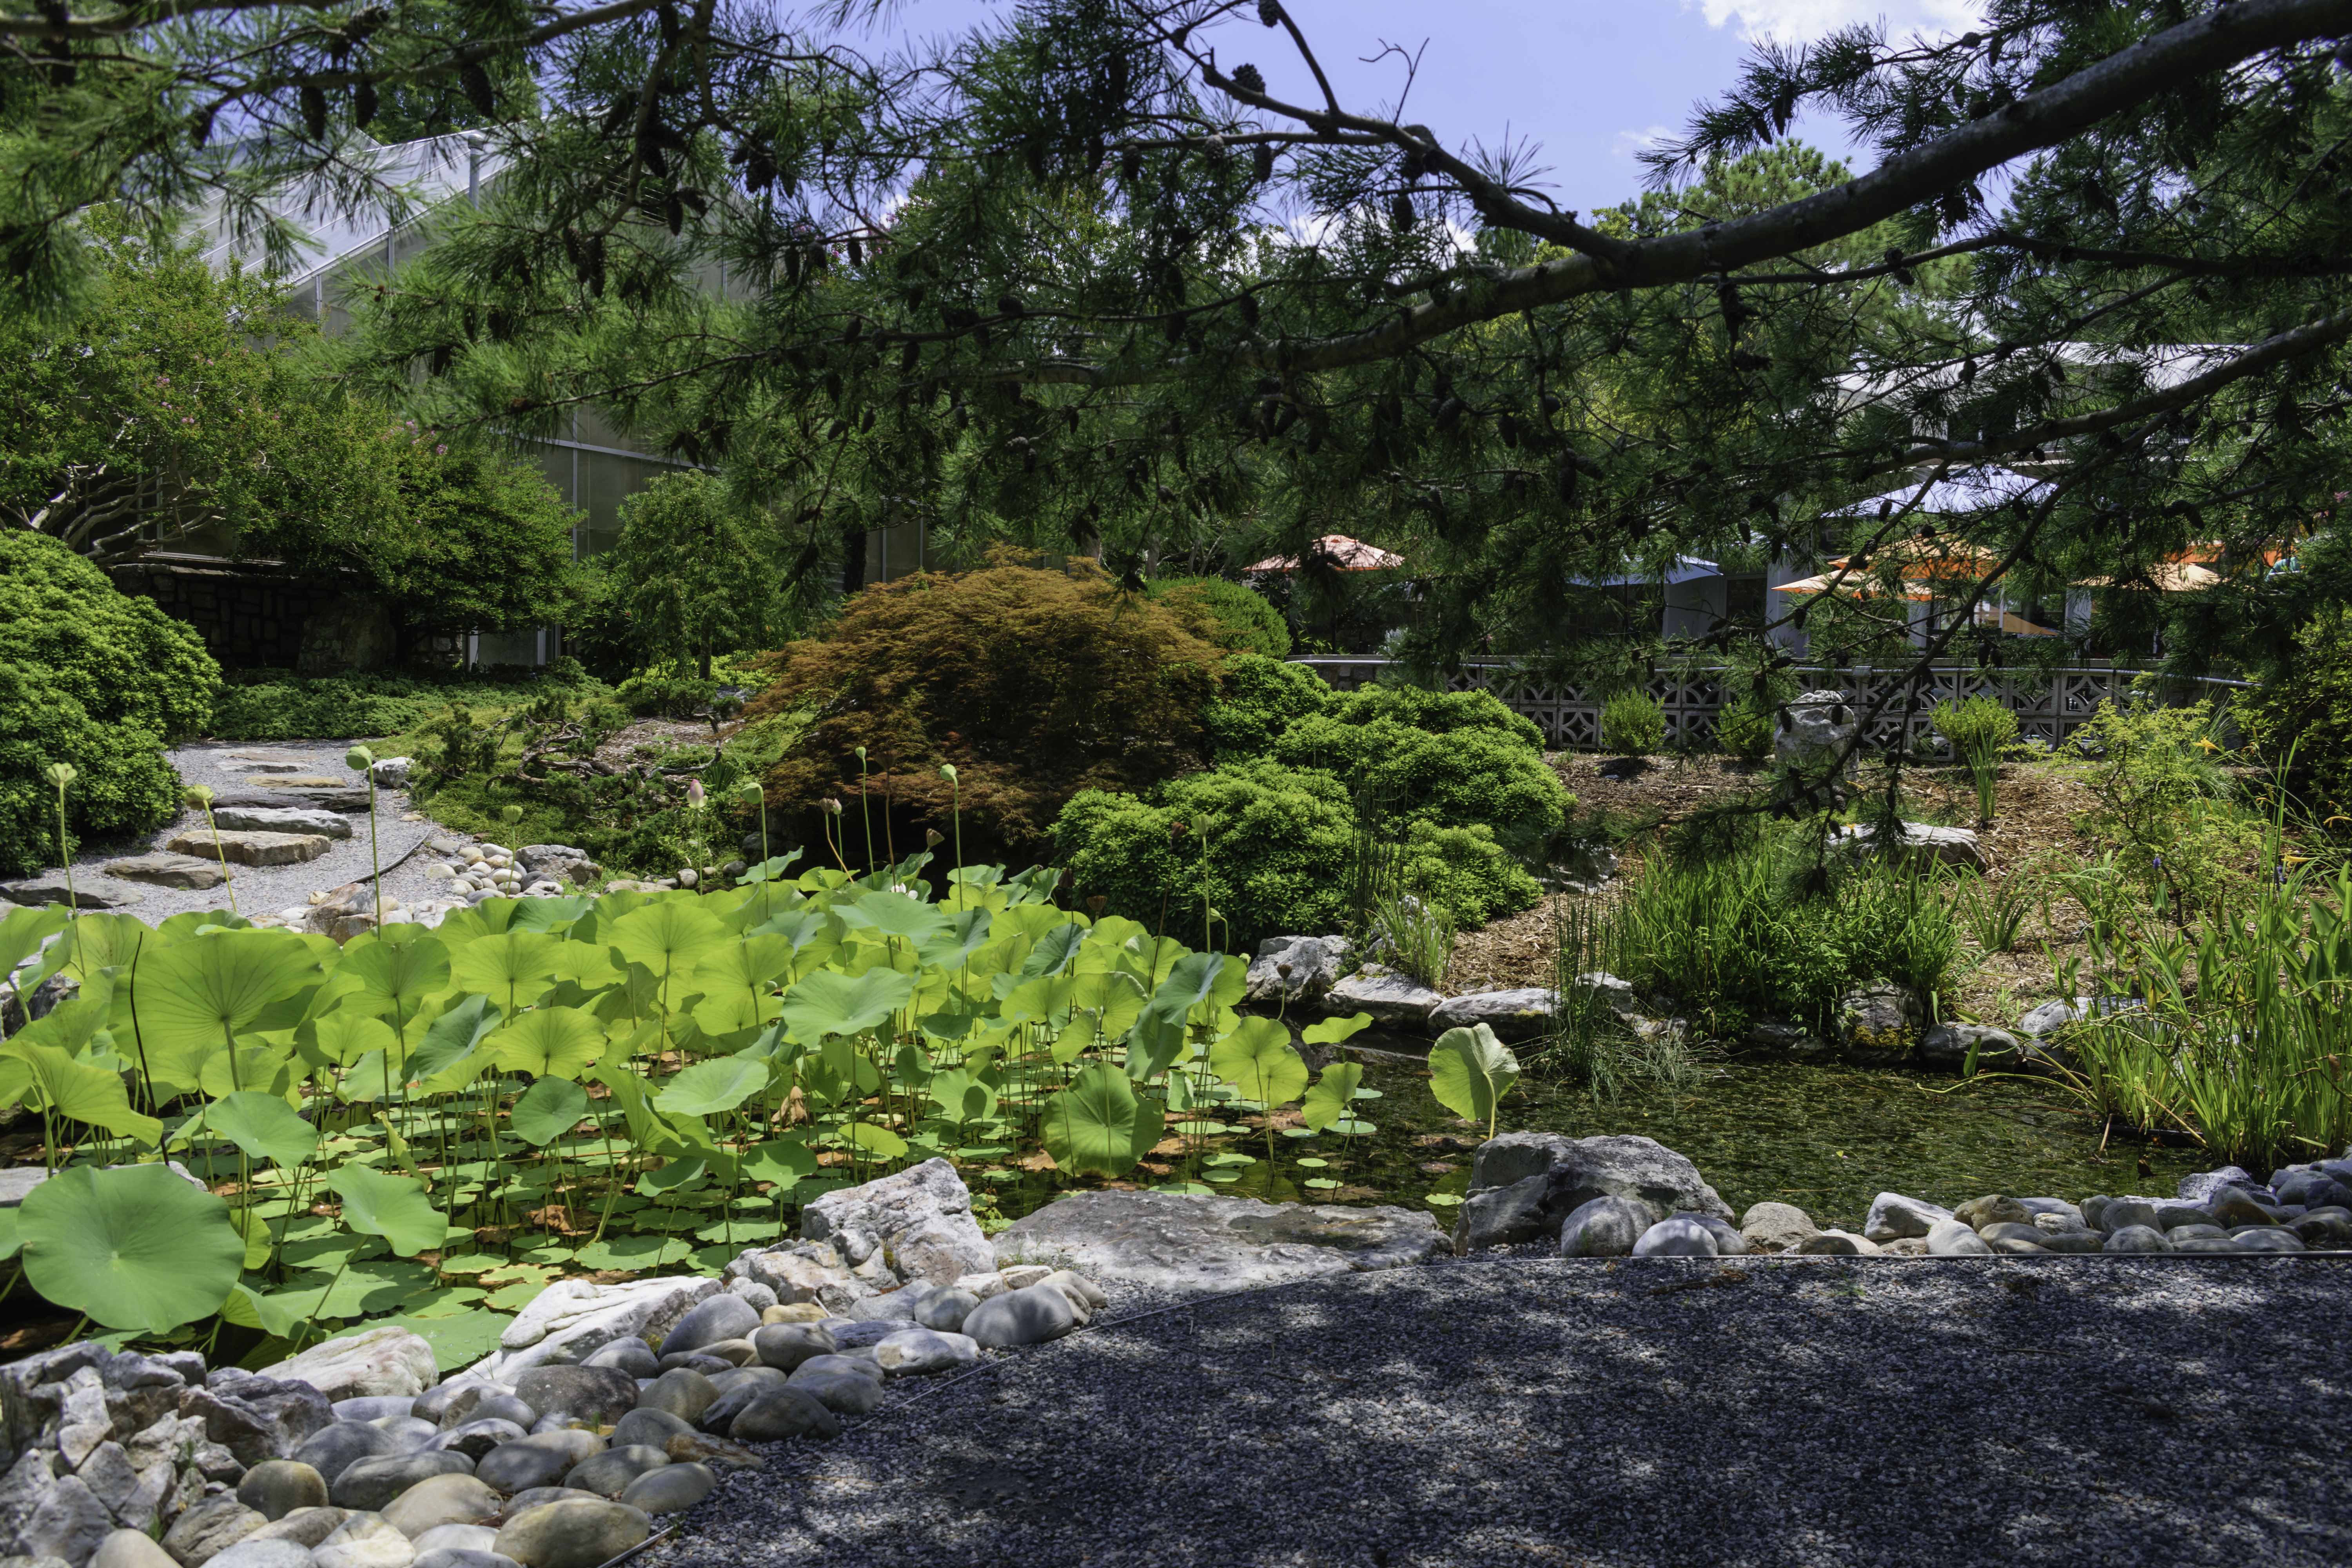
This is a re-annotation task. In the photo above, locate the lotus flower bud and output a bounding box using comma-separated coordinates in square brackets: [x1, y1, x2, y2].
[45, 762, 76, 788]
[184, 784, 215, 809]
[686, 778, 707, 808]
[820, 797, 843, 815]
[500, 804, 523, 824]
[926, 829, 944, 848]
[856, 745, 867, 762]
[346, 745, 375, 771]
[737, 779, 764, 807]
[939, 764, 958, 784]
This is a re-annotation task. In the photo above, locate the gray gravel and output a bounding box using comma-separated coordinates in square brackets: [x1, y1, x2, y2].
[47, 740, 459, 926]
[653, 1256, 2352, 1568]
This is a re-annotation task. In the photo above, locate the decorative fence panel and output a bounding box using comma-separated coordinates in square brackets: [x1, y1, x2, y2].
[1290, 659, 2248, 751]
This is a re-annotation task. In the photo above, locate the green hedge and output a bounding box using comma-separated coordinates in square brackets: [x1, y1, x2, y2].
[0, 534, 216, 877]
[1053, 759, 1541, 951]
[1268, 715, 1570, 861]
[1145, 577, 1291, 659]
[208, 669, 576, 742]
[1200, 652, 1333, 759]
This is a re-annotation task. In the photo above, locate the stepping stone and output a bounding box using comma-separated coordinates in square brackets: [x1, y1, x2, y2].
[252, 776, 354, 790]
[211, 806, 354, 839]
[221, 787, 372, 813]
[227, 759, 310, 773]
[0, 875, 145, 909]
[166, 830, 333, 867]
[106, 852, 230, 890]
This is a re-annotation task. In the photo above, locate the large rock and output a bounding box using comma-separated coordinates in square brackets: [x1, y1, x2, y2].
[104, 853, 229, 890]
[0, 876, 145, 910]
[655, 1296, 759, 1358]
[514, 848, 593, 887]
[1427, 989, 1557, 1042]
[1631, 1216, 1719, 1257]
[1739, 1202, 1819, 1254]
[721, 1245, 866, 1315]
[292, 1424, 405, 1486]
[1541, 1135, 1733, 1223]
[509, 1369, 637, 1428]
[1324, 970, 1444, 1026]
[1243, 936, 1352, 1004]
[1926, 1219, 1994, 1256]
[1830, 821, 1987, 873]
[872, 1329, 979, 1377]
[262, 1329, 438, 1404]
[1862, 1193, 1953, 1243]
[1916, 1024, 2028, 1070]
[161, 1495, 266, 1567]
[1837, 985, 1920, 1051]
[615, 1464, 711, 1517]
[991, 1189, 1448, 1294]
[209, 807, 355, 840]
[493, 1499, 648, 1568]
[1559, 1196, 1652, 1258]
[466, 1278, 720, 1382]
[960, 1287, 1077, 1350]
[0, 1450, 115, 1565]
[95, 1530, 185, 1568]
[236, 1462, 329, 1523]
[330, 1454, 475, 1514]
[380, 1476, 501, 1540]
[182, 1375, 336, 1468]
[164, 831, 331, 867]
[312, 1511, 416, 1568]
[800, 1158, 994, 1287]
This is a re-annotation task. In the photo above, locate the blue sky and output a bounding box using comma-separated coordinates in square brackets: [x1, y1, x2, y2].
[871, 1, 1985, 213]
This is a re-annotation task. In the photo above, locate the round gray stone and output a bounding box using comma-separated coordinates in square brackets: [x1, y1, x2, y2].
[429, 1419, 528, 1461]
[608, 1409, 693, 1453]
[559, 1446, 670, 1499]
[295, 1422, 406, 1486]
[615, 1463, 713, 1515]
[512, 1367, 639, 1426]
[333, 1398, 417, 1425]
[631, 1368, 717, 1424]
[912, 1288, 978, 1334]
[580, 1339, 659, 1380]
[381, 1474, 502, 1539]
[2103, 1224, 2174, 1253]
[789, 1354, 881, 1383]
[413, 1550, 526, 1568]
[410, 1525, 501, 1555]
[492, 1499, 650, 1568]
[726, 1387, 840, 1444]
[656, 1294, 760, 1357]
[446, 1394, 533, 1433]
[473, 1441, 582, 1497]
[749, 1323, 837, 1372]
[330, 1451, 477, 1513]
[962, 1284, 1077, 1348]
[237, 1461, 330, 1522]
[204, 1539, 319, 1568]
[1559, 1195, 1651, 1258]
[873, 1328, 979, 1377]
[499, 1490, 603, 1520]
[783, 1370, 883, 1416]
[706, 1366, 789, 1397]
[1631, 1216, 1719, 1257]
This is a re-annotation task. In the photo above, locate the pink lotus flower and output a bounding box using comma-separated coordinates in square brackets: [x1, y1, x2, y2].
[685, 779, 706, 808]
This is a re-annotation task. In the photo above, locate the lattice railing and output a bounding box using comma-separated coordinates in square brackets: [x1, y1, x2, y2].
[1290, 658, 2249, 751]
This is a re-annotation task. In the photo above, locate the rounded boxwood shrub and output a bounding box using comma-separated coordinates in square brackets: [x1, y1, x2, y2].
[1145, 577, 1291, 658]
[1200, 653, 1333, 760]
[1325, 682, 1549, 750]
[1267, 714, 1571, 862]
[0, 533, 216, 877]
[1053, 759, 1541, 951]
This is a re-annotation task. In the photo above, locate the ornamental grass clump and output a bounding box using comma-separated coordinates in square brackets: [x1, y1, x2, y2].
[1930, 695, 2018, 826]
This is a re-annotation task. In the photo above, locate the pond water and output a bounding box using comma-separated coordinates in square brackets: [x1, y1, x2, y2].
[983, 1045, 2210, 1234]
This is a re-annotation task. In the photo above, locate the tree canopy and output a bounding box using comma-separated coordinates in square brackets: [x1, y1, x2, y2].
[10, 0, 2352, 694]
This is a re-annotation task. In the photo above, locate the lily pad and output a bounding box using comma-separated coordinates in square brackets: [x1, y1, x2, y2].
[19, 1165, 245, 1332]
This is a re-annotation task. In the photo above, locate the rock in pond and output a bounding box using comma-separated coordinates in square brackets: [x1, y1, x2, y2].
[1324, 969, 1445, 1025]
[1243, 935, 1352, 1004]
[492, 1500, 650, 1568]
[1428, 988, 1558, 1042]
[990, 1189, 1446, 1293]
[1862, 1192, 1953, 1243]
[1737, 1202, 1819, 1254]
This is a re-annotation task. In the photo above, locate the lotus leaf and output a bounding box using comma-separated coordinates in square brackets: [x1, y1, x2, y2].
[1302, 1011, 1374, 1045]
[509, 1077, 590, 1146]
[1041, 1063, 1160, 1177]
[608, 899, 728, 990]
[328, 1165, 446, 1256]
[490, 1006, 604, 1078]
[139, 931, 321, 1062]
[448, 930, 562, 1013]
[20, 1165, 244, 1332]
[1427, 1022, 1522, 1140]
[1300, 1061, 1365, 1133]
[779, 967, 914, 1043]
[405, 993, 502, 1087]
[201, 1090, 320, 1166]
[1209, 1017, 1310, 1108]
[1, 1039, 162, 1145]
[741, 1137, 817, 1186]
[655, 1054, 769, 1116]
[338, 932, 453, 1024]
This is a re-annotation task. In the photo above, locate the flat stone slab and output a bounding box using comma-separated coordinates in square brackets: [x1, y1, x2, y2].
[0, 875, 145, 909]
[210, 806, 354, 839]
[1326, 971, 1446, 1025]
[166, 830, 332, 866]
[251, 776, 354, 789]
[208, 787, 374, 813]
[105, 852, 230, 889]
[0, 1167, 49, 1206]
[992, 1190, 1449, 1294]
[1429, 987, 1558, 1041]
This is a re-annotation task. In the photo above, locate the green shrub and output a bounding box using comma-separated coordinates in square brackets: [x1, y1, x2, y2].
[1601, 688, 1668, 755]
[2241, 606, 2352, 823]
[208, 669, 559, 742]
[1200, 653, 1332, 760]
[1146, 577, 1291, 658]
[1931, 693, 2019, 824]
[1716, 695, 1775, 763]
[1327, 682, 1548, 751]
[1269, 715, 1570, 861]
[616, 667, 720, 718]
[1053, 759, 1538, 950]
[0, 533, 217, 877]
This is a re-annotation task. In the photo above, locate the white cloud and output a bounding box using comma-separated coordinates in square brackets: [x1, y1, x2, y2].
[1686, 0, 1984, 42]
[1614, 124, 1675, 160]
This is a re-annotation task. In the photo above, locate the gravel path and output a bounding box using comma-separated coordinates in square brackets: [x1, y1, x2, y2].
[654, 1256, 2352, 1568]
[41, 740, 460, 926]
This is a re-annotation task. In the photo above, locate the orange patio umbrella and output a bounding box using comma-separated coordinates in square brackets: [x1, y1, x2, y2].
[1243, 534, 1406, 572]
